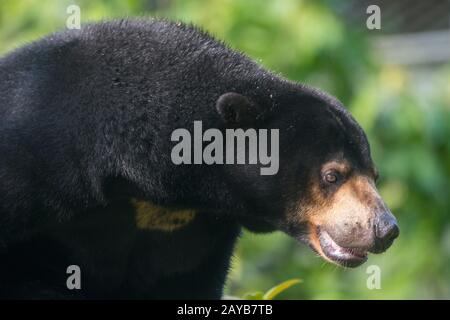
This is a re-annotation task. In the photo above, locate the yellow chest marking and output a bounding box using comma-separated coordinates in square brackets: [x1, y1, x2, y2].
[131, 199, 197, 232]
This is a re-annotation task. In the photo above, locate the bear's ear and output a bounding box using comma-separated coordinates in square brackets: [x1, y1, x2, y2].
[216, 92, 260, 126]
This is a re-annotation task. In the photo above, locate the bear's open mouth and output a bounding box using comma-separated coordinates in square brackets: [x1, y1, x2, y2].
[314, 227, 368, 268]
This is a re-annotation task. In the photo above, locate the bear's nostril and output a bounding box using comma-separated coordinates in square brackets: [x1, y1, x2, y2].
[375, 212, 399, 245]
[384, 223, 399, 242]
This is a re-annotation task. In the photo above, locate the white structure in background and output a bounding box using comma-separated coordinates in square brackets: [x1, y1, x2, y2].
[373, 29, 450, 65]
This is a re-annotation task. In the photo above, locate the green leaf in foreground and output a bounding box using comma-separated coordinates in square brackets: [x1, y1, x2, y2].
[262, 278, 302, 300]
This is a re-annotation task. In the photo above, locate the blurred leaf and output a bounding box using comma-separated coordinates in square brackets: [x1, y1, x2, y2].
[263, 279, 302, 300]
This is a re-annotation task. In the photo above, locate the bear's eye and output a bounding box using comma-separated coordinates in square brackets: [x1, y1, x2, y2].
[324, 171, 338, 184]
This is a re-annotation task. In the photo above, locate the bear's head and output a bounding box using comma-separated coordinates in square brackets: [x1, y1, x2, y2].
[214, 86, 399, 268]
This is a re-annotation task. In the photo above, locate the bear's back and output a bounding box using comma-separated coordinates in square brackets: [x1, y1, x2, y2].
[0, 19, 265, 130]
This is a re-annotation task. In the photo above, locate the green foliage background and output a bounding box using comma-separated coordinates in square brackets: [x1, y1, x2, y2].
[1, 0, 449, 299]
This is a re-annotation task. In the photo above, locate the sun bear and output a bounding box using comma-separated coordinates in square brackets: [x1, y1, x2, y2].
[0, 19, 399, 299]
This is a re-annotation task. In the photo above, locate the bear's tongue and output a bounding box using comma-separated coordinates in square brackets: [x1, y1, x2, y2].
[318, 229, 368, 263]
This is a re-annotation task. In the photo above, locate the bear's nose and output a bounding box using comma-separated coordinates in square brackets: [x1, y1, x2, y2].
[373, 212, 399, 252]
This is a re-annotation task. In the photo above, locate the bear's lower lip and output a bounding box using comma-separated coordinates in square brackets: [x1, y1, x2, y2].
[317, 228, 368, 268]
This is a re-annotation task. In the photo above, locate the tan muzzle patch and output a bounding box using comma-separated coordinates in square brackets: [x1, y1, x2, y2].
[302, 175, 381, 249]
